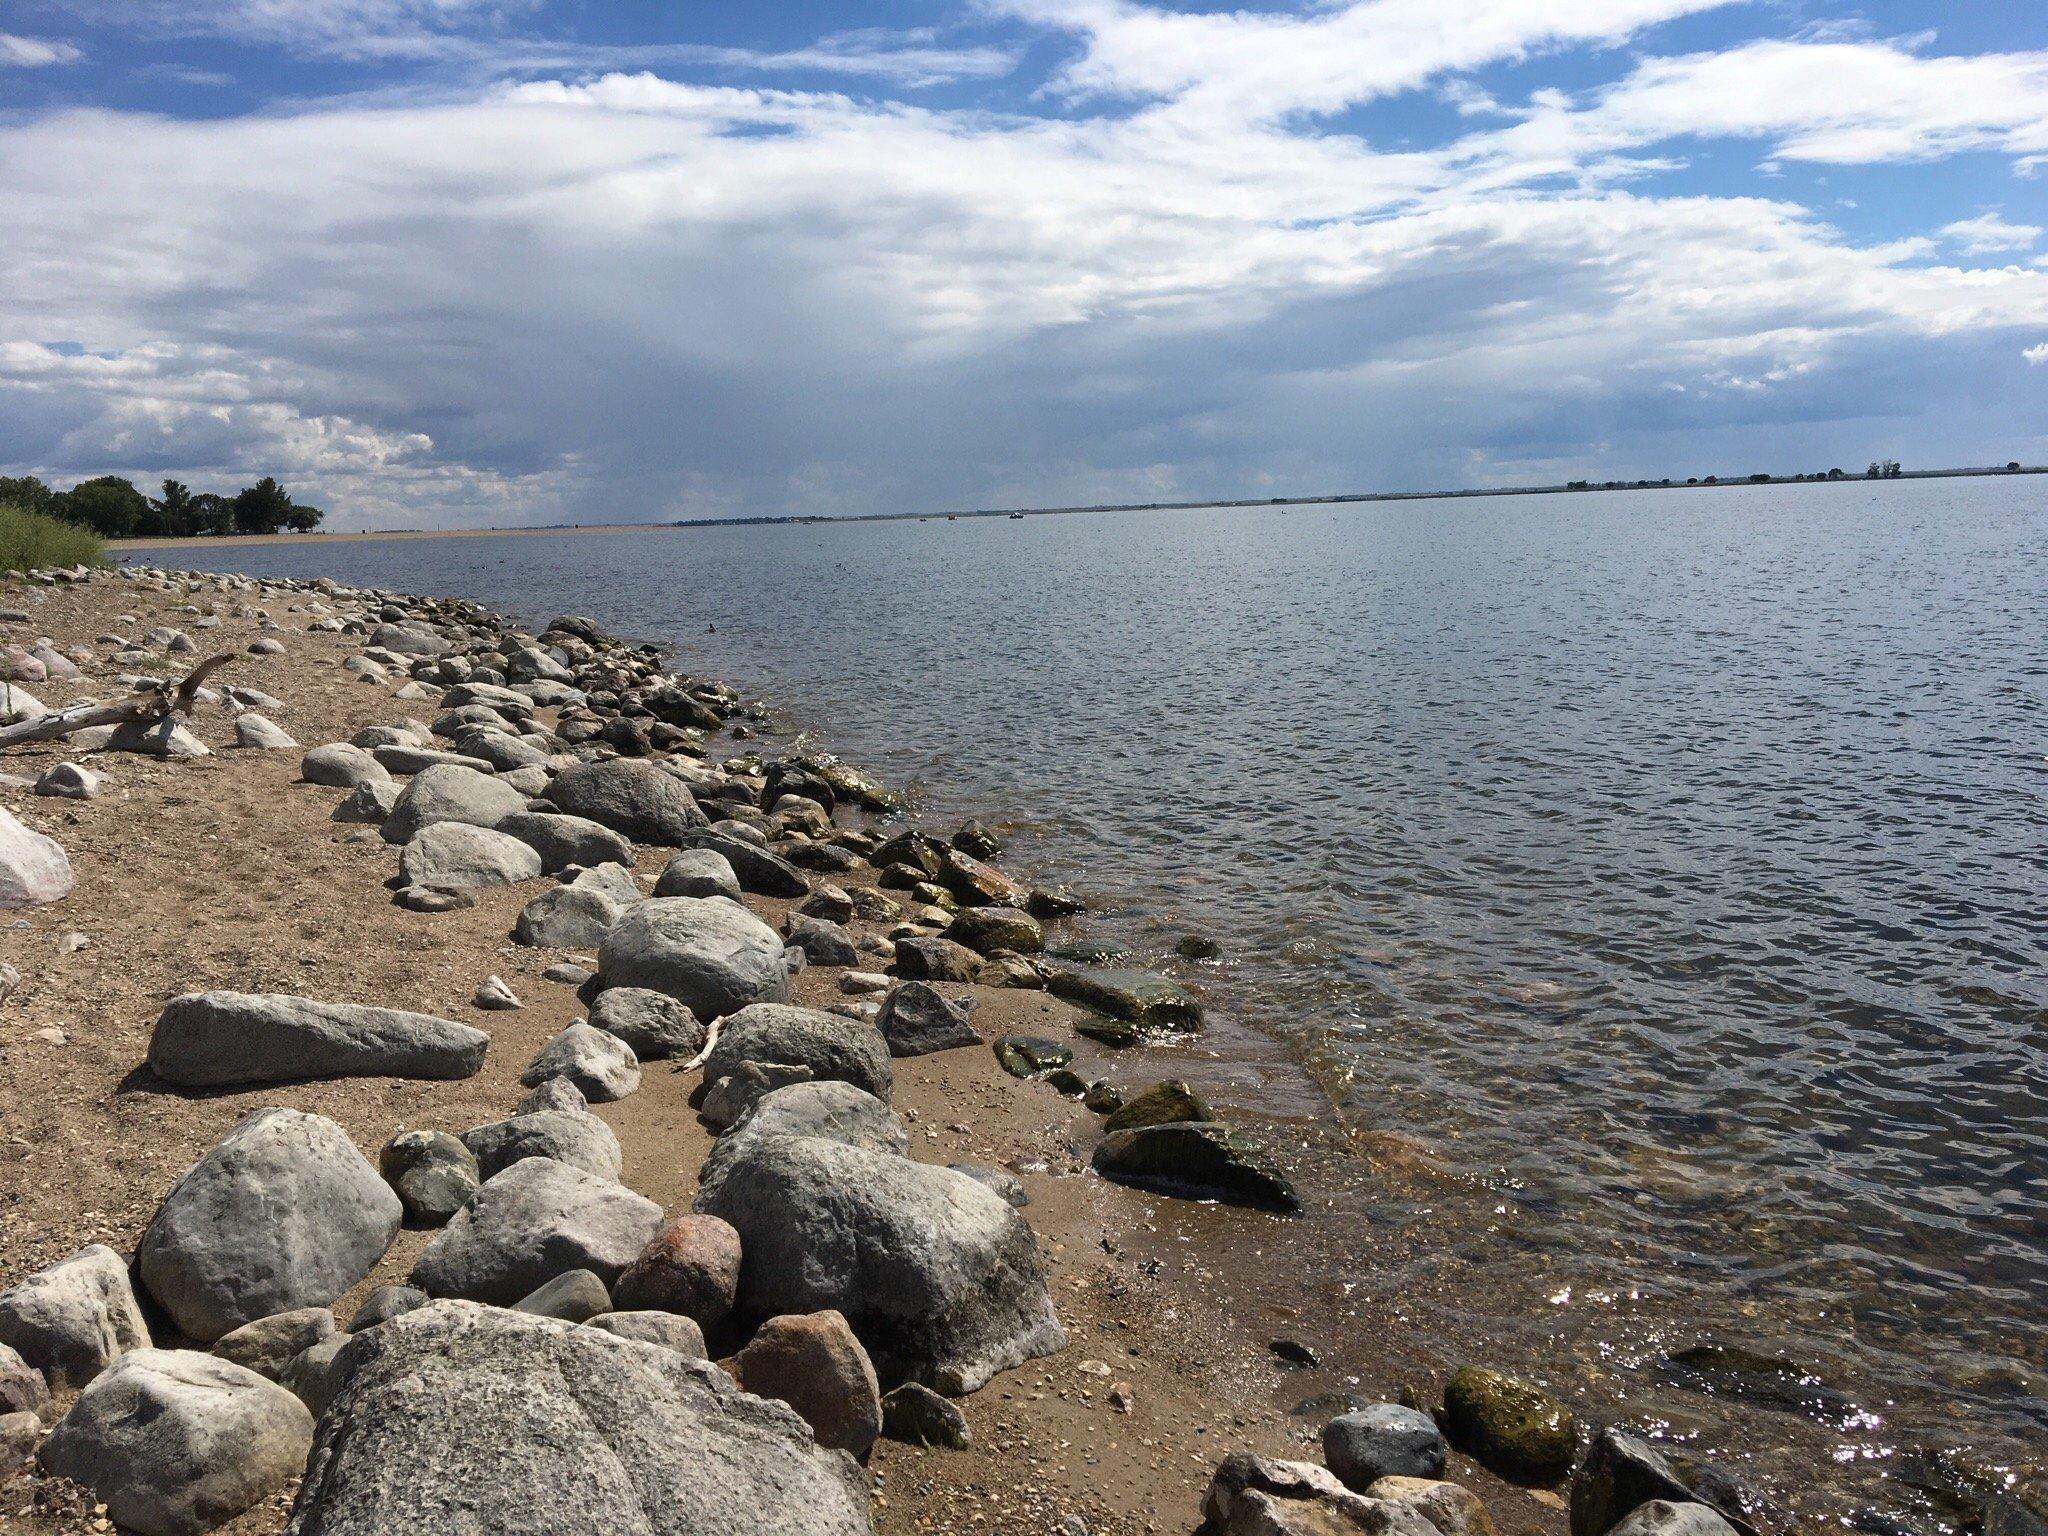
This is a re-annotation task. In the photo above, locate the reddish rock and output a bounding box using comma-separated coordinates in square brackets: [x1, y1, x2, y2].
[612, 1215, 741, 1326]
[733, 1310, 881, 1460]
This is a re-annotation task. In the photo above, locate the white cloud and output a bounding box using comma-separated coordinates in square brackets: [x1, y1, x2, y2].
[2026, 342, 2048, 365]
[0, 32, 81, 66]
[1943, 214, 2042, 256]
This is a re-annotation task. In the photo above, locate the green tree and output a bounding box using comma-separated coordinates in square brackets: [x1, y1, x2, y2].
[189, 492, 234, 536]
[0, 476, 57, 517]
[53, 475, 151, 538]
[231, 476, 295, 535]
[283, 502, 324, 533]
[151, 479, 198, 537]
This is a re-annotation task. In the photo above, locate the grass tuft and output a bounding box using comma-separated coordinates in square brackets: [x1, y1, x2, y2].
[0, 503, 106, 576]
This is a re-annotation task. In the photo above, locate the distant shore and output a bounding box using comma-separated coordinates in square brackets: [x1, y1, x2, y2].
[112, 459, 2048, 547]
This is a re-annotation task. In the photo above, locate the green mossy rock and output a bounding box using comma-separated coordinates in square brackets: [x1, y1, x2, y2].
[1091, 1122, 1299, 1213]
[948, 906, 1044, 956]
[992, 1036, 1073, 1079]
[1048, 969, 1203, 1032]
[1103, 1080, 1213, 1133]
[1442, 1367, 1579, 1486]
[1072, 1012, 1142, 1048]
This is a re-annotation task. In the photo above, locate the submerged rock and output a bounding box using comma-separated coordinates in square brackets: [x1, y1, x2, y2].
[1441, 1367, 1580, 1486]
[1048, 968, 1203, 1032]
[1091, 1122, 1300, 1213]
[1103, 1080, 1213, 1133]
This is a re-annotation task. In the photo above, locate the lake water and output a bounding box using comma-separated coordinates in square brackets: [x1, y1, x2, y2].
[160, 477, 2047, 1528]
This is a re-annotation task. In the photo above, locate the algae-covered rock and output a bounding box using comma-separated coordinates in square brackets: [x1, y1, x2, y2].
[992, 1036, 1072, 1079]
[1103, 1080, 1212, 1133]
[1091, 1122, 1299, 1213]
[947, 907, 1043, 956]
[1442, 1366, 1579, 1485]
[1048, 968, 1203, 1032]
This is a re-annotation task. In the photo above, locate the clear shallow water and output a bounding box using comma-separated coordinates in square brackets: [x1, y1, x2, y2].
[166, 479, 2047, 1521]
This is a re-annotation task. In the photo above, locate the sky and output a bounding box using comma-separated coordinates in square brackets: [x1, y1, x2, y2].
[1, 1, 2045, 528]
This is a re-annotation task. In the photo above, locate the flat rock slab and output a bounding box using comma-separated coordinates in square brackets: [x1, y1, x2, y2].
[1091, 1121, 1300, 1214]
[285, 1302, 870, 1536]
[696, 1134, 1065, 1396]
[41, 1349, 314, 1536]
[139, 1108, 402, 1343]
[148, 991, 489, 1088]
[410, 1157, 664, 1305]
[1047, 968, 1204, 1032]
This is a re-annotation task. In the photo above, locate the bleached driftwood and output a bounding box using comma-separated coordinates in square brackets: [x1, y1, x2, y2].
[0, 654, 234, 750]
[679, 1016, 722, 1073]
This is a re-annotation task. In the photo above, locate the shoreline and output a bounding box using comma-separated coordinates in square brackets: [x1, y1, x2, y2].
[0, 565, 1580, 1536]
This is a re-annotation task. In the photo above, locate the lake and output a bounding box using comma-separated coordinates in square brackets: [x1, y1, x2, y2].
[159, 476, 2048, 1528]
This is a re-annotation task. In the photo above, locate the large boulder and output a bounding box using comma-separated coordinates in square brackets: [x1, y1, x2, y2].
[699, 1081, 907, 1198]
[700, 1004, 893, 1102]
[543, 759, 706, 845]
[695, 1134, 1065, 1394]
[596, 897, 791, 1019]
[39, 1349, 313, 1536]
[399, 822, 543, 890]
[284, 1302, 871, 1536]
[461, 1110, 623, 1181]
[382, 763, 526, 845]
[652, 848, 741, 901]
[301, 743, 391, 789]
[497, 811, 632, 874]
[138, 1109, 402, 1343]
[0, 1243, 151, 1388]
[670, 827, 808, 897]
[409, 1157, 663, 1305]
[147, 991, 489, 1088]
[0, 806, 72, 907]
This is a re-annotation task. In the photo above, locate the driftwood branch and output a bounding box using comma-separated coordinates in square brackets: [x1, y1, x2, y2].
[678, 1016, 723, 1074]
[0, 652, 234, 751]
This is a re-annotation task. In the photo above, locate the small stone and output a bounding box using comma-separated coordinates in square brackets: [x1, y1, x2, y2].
[992, 1035, 1071, 1078]
[1105, 1079, 1214, 1131]
[521, 1022, 641, 1102]
[515, 1076, 589, 1115]
[882, 1382, 971, 1449]
[33, 762, 99, 800]
[381, 1128, 484, 1226]
[473, 975, 522, 1010]
[542, 960, 593, 985]
[0, 1409, 39, 1467]
[0, 1342, 50, 1418]
[514, 1269, 612, 1323]
[349, 1285, 428, 1331]
[734, 1310, 882, 1460]
[213, 1307, 337, 1381]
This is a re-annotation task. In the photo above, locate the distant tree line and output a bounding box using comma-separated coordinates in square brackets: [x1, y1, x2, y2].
[0, 474, 323, 538]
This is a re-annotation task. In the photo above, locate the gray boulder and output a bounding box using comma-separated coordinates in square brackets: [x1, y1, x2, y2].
[514, 1269, 612, 1323]
[588, 986, 704, 1061]
[399, 822, 544, 890]
[878, 981, 981, 1057]
[695, 1134, 1065, 1394]
[148, 991, 489, 1087]
[521, 1022, 641, 1103]
[378, 1130, 481, 1225]
[139, 1109, 402, 1343]
[783, 913, 858, 967]
[39, 1349, 313, 1536]
[0, 807, 72, 908]
[331, 780, 398, 824]
[348, 1286, 427, 1333]
[409, 1158, 663, 1304]
[516, 1076, 589, 1115]
[454, 728, 548, 772]
[281, 1332, 351, 1417]
[701, 1003, 892, 1102]
[234, 713, 299, 751]
[0, 1243, 151, 1388]
[542, 759, 706, 845]
[653, 848, 741, 900]
[301, 743, 390, 790]
[670, 827, 807, 897]
[1609, 1503, 1743, 1536]
[284, 1302, 870, 1536]
[213, 1307, 337, 1381]
[1323, 1403, 1447, 1490]
[596, 896, 791, 1020]
[512, 882, 625, 949]
[498, 811, 632, 873]
[461, 1110, 622, 1181]
[584, 1311, 707, 1359]
[0, 1342, 49, 1417]
[1200, 1453, 1441, 1536]
[381, 762, 526, 845]
[369, 623, 451, 656]
[373, 744, 495, 776]
[700, 1081, 907, 1197]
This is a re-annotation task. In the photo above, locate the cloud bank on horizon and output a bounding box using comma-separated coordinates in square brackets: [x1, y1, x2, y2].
[1, 0, 2045, 528]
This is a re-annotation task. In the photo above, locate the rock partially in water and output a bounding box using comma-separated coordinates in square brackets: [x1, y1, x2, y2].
[1571, 1426, 1760, 1536]
[1441, 1366, 1579, 1486]
[1091, 1122, 1300, 1213]
[1323, 1404, 1447, 1490]
[1104, 1080, 1213, 1132]
[992, 1036, 1073, 1078]
[1048, 968, 1203, 1033]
